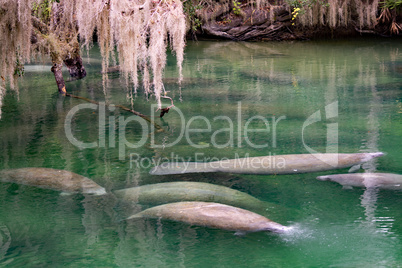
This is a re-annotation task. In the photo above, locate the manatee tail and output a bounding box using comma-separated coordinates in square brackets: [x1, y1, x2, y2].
[265, 222, 293, 234]
[149, 162, 217, 175]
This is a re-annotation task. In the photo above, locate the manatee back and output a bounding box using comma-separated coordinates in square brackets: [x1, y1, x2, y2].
[129, 201, 286, 233]
[317, 173, 365, 186]
[317, 172, 402, 189]
[114, 181, 265, 209]
[0, 168, 106, 195]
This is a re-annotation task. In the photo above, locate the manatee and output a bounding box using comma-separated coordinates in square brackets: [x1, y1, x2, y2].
[150, 152, 384, 175]
[114, 181, 280, 211]
[126, 201, 291, 235]
[317, 173, 402, 190]
[0, 168, 106, 195]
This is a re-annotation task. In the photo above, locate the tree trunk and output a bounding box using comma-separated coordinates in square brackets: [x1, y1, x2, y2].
[64, 54, 86, 79]
[51, 61, 66, 94]
[51, 1, 86, 80]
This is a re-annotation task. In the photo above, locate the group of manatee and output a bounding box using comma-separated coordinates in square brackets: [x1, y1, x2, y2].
[1, 152, 401, 236]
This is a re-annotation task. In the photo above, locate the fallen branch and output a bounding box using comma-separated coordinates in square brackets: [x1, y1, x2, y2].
[354, 27, 377, 35]
[64, 92, 165, 132]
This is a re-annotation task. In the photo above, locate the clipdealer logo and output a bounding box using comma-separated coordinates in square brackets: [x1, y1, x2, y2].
[64, 101, 338, 163]
[64, 102, 286, 160]
[302, 101, 339, 166]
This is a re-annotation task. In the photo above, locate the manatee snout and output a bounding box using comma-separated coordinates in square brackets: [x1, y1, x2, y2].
[370, 152, 385, 158]
[85, 187, 107, 195]
[316, 175, 330, 181]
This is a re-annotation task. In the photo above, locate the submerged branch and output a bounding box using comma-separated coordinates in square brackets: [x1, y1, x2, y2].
[51, 62, 67, 94]
[157, 95, 175, 118]
[64, 92, 165, 132]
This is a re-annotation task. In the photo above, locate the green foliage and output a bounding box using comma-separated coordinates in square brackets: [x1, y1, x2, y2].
[32, 0, 59, 21]
[14, 57, 24, 77]
[286, 0, 329, 26]
[233, 1, 241, 16]
[381, 0, 402, 10]
[183, 0, 202, 32]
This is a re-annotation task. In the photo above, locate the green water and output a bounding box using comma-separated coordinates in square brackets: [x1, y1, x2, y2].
[0, 39, 402, 267]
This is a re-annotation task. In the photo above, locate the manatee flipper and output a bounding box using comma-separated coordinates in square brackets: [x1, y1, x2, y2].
[234, 231, 247, 236]
[342, 185, 354, 190]
[60, 192, 73, 196]
[348, 164, 361, 173]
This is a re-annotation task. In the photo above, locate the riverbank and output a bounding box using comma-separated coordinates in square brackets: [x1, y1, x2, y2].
[189, 3, 402, 41]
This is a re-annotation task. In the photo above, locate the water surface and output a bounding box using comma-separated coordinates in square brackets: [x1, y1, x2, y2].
[0, 39, 401, 267]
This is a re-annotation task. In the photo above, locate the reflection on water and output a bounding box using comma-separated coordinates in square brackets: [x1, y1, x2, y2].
[356, 63, 396, 245]
[0, 39, 401, 267]
[0, 225, 11, 262]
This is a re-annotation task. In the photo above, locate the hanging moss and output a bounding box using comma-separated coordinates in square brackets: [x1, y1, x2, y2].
[75, 0, 186, 109]
[292, 0, 380, 29]
[0, 0, 33, 89]
[0, 84, 4, 120]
